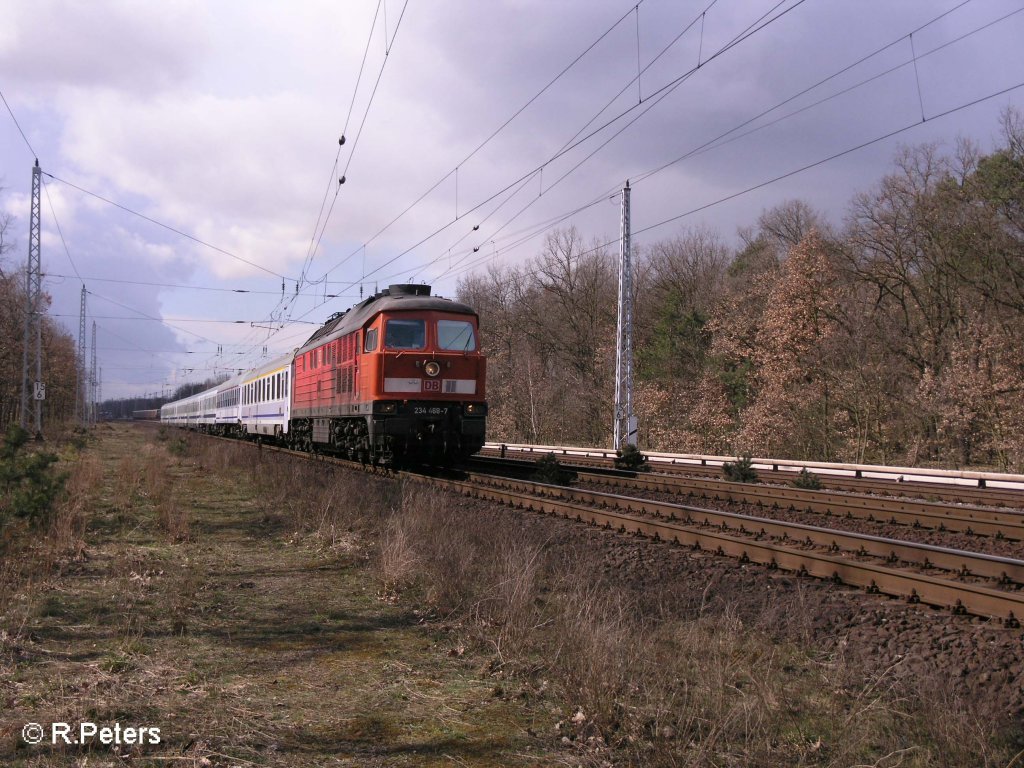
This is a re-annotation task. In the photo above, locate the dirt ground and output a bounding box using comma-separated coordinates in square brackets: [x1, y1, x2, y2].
[3, 424, 1023, 767]
[0, 424, 561, 767]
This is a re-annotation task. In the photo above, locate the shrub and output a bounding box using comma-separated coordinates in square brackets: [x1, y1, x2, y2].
[613, 444, 651, 471]
[792, 467, 823, 490]
[167, 437, 188, 457]
[533, 452, 576, 485]
[722, 455, 758, 483]
[0, 424, 67, 531]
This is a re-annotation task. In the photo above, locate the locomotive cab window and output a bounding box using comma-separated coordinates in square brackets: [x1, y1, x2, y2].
[437, 320, 476, 351]
[364, 328, 378, 352]
[385, 319, 425, 350]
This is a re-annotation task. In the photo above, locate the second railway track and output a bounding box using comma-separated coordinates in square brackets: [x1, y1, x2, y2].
[468, 455, 1024, 541]
[201, 434, 1024, 626]
[480, 446, 1024, 509]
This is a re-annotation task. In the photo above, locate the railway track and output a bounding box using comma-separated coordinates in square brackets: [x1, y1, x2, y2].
[449, 470, 1024, 625]
[480, 445, 1024, 509]
[196, 433, 1024, 626]
[468, 456, 1024, 541]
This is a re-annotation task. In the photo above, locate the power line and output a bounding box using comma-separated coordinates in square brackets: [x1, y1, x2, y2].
[636, 81, 1024, 240]
[52, 314, 319, 325]
[223, 0, 815, 365]
[0, 88, 37, 158]
[41, 179, 84, 282]
[533, 79, 1024, 272]
[430, 0, 1013, 284]
[439, 66, 1024, 288]
[439, 0, 806, 273]
[321, 0, 807, 293]
[631, 0, 998, 185]
[87, 290, 221, 345]
[299, 0, 411, 292]
[43, 172, 292, 279]
[305, 1, 651, 285]
[298, 0, 385, 289]
[45, 272, 362, 298]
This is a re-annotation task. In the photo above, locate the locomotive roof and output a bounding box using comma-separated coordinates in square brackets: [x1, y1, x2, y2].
[297, 283, 476, 353]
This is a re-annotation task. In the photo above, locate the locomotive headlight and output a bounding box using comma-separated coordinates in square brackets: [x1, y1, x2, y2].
[424, 361, 441, 378]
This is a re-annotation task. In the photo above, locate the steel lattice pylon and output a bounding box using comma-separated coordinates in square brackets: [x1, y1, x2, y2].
[76, 285, 87, 424]
[20, 161, 43, 437]
[90, 321, 97, 425]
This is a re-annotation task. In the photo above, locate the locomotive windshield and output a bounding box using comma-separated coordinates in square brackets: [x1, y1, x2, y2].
[437, 320, 476, 351]
[385, 319, 426, 350]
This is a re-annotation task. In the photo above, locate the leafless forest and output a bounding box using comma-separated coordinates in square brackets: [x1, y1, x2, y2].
[2, 113, 1023, 470]
[0, 207, 78, 429]
[460, 110, 1024, 469]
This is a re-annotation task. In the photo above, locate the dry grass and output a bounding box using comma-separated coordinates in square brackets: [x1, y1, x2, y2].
[371, 483, 1024, 767]
[45, 452, 100, 556]
[25, 426, 1012, 766]
[0, 432, 103, 617]
[3, 424, 556, 766]
[186, 435, 398, 544]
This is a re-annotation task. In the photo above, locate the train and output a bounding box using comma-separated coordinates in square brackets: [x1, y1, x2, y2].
[160, 284, 487, 465]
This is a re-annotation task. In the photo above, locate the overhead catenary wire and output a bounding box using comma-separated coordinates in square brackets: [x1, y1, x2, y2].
[42, 172, 291, 280]
[297, 0, 385, 290]
[437, 0, 808, 278]
[226, 0, 821, 364]
[0, 87, 37, 158]
[324, 0, 805, 294]
[433, 7, 1021, 285]
[491, 79, 1024, 278]
[635, 82, 1024, 239]
[429, 0, 1010, 284]
[52, 314, 319, 325]
[297, 0, 411, 295]
[631, 0, 991, 185]
[258, 0, 683, 357]
[304, 1, 651, 286]
[44, 272, 363, 298]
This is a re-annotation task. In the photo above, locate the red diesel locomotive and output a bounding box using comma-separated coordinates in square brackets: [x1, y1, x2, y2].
[290, 283, 487, 464]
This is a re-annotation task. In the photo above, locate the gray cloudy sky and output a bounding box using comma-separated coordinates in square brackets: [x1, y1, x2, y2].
[2, 0, 1022, 399]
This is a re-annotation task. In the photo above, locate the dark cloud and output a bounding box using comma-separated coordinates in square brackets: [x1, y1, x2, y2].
[1, 0, 1022, 397]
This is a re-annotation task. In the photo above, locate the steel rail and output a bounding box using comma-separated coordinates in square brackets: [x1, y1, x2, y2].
[479, 446, 1024, 508]
[464, 473, 1024, 585]
[188, 432, 1024, 624]
[570, 466, 1024, 540]
[431, 474, 1024, 625]
[470, 454, 1024, 539]
[482, 442, 1024, 488]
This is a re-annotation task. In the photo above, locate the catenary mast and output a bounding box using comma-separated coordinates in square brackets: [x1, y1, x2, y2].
[20, 160, 43, 437]
[613, 180, 637, 450]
